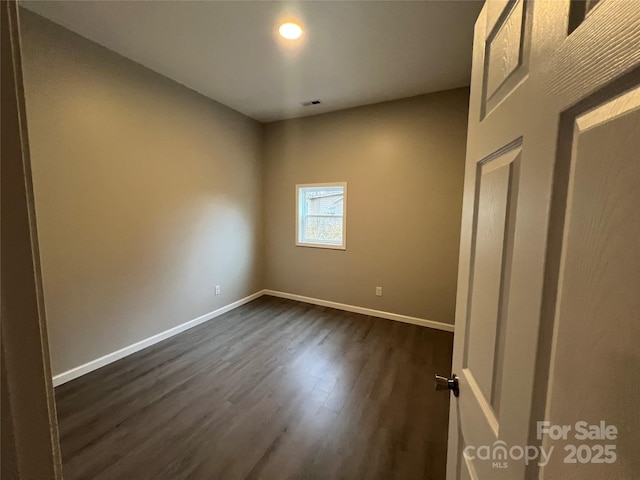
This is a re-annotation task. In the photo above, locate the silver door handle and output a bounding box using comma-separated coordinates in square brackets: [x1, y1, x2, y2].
[434, 374, 459, 397]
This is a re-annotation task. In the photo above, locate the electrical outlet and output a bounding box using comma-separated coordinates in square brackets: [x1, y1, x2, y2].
[375, 286, 382, 297]
[215, 285, 221, 295]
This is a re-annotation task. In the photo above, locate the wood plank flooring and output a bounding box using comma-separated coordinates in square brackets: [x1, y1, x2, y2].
[55, 296, 454, 480]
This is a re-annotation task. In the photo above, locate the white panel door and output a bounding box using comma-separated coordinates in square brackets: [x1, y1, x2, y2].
[445, 1, 640, 479]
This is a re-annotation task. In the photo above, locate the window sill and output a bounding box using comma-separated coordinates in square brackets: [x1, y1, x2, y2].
[295, 242, 346, 251]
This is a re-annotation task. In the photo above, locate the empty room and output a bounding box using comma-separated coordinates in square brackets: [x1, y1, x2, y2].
[2, 1, 639, 479]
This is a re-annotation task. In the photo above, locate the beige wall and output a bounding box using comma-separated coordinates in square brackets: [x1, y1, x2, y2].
[19, 9, 468, 380]
[19, 10, 264, 376]
[263, 89, 469, 324]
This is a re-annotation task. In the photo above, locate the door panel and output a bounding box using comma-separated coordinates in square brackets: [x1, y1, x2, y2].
[482, 0, 531, 118]
[464, 146, 520, 415]
[540, 85, 640, 479]
[447, 1, 640, 479]
[485, 0, 524, 98]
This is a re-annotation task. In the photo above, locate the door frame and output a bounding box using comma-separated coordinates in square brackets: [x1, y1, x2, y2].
[1, 1, 63, 478]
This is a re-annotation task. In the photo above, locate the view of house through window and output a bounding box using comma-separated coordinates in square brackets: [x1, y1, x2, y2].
[296, 183, 346, 249]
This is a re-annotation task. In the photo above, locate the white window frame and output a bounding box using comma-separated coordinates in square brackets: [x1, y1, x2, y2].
[295, 182, 347, 250]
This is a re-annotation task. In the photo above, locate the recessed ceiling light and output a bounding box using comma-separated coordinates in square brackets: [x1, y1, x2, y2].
[279, 22, 303, 40]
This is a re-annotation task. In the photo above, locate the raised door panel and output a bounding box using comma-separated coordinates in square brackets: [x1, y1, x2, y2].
[458, 144, 522, 480]
[464, 146, 520, 417]
[540, 86, 640, 479]
[481, 0, 531, 119]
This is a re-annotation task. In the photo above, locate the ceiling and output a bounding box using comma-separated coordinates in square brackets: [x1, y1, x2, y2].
[21, 1, 483, 123]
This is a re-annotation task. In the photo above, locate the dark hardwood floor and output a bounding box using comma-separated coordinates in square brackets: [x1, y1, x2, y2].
[55, 296, 454, 480]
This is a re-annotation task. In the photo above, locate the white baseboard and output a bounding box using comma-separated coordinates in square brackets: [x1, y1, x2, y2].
[52, 290, 265, 387]
[53, 288, 453, 386]
[263, 290, 455, 333]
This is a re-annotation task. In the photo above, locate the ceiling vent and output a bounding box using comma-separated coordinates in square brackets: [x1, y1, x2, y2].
[301, 100, 322, 106]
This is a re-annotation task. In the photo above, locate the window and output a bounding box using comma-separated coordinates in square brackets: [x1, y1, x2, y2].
[296, 182, 347, 249]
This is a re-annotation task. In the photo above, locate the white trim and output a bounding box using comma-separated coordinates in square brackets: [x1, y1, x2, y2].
[53, 288, 453, 386]
[263, 290, 455, 333]
[52, 290, 266, 386]
[296, 182, 347, 250]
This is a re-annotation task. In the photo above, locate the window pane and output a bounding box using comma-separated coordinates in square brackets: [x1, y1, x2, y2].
[304, 216, 343, 243]
[305, 189, 344, 216]
[297, 183, 346, 249]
